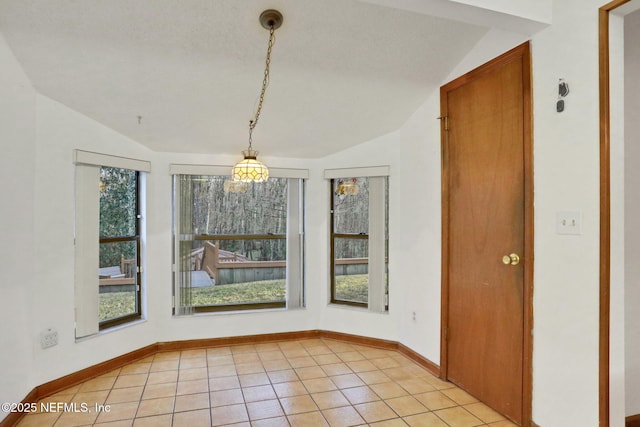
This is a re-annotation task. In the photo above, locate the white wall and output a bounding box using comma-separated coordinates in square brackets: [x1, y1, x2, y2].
[0, 31, 36, 409]
[531, 0, 606, 425]
[29, 95, 159, 384]
[452, 0, 552, 23]
[625, 7, 640, 418]
[360, 0, 550, 35]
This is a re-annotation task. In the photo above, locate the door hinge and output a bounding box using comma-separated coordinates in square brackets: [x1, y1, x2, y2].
[444, 326, 449, 341]
[437, 116, 449, 131]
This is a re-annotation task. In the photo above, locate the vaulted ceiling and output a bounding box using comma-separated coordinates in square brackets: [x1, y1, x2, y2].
[0, 0, 492, 157]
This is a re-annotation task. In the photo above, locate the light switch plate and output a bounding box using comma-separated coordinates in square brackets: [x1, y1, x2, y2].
[556, 211, 582, 235]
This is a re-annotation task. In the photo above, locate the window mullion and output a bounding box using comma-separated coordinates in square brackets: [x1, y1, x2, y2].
[332, 233, 369, 239]
[191, 234, 286, 241]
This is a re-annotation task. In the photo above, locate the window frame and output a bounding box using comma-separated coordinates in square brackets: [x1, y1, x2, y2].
[325, 167, 389, 312]
[329, 181, 369, 308]
[171, 165, 307, 315]
[98, 169, 142, 329]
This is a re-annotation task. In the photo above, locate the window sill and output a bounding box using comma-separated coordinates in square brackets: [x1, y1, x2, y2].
[173, 306, 306, 318]
[327, 302, 389, 314]
[76, 318, 147, 343]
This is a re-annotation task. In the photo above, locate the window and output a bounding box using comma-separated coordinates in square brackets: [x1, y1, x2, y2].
[74, 150, 149, 338]
[171, 165, 306, 314]
[98, 167, 141, 328]
[326, 167, 389, 311]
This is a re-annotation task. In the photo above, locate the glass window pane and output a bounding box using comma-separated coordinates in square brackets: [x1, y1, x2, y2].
[180, 239, 286, 307]
[188, 176, 288, 236]
[174, 174, 304, 313]
[333, 178, 369, 234]
[333, 237, 368, 304]
[100, 167, 137, 237]
[99, 240, 138, 321]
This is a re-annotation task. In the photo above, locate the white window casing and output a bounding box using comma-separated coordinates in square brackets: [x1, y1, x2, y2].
[74, 150, 149, 337]
[324, 166, 390, 179]
[170, 164, 308, 179]
[74, 150, 151, 172]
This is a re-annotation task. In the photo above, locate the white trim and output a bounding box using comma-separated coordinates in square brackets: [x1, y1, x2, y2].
[271, 168, 310, 179]
[170, 164, 309, 179]
[324, 166, 390, 179]
[74, 149, 151, 172]
[75, 319, 147, 342]
[170, 164, 230, 176]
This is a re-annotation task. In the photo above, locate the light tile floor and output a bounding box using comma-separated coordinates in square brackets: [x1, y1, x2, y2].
[15, 338, 518, 427]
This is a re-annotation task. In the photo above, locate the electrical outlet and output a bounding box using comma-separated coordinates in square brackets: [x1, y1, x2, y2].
[40, 328, 58, 349]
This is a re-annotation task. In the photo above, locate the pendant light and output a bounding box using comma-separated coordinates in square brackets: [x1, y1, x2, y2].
[232, 9, 283, 183]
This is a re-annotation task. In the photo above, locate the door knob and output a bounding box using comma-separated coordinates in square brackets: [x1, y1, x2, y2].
[502, 253, 520, 265]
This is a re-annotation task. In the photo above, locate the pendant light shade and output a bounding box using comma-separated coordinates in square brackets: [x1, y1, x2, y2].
[232, 149, 269, 182]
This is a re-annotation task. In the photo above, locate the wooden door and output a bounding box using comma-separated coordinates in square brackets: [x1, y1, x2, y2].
[441, 42, 532, 425]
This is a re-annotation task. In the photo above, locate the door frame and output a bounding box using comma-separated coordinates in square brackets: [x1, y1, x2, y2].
[439, 41, 534, 426]
[599, 1, 632, 426]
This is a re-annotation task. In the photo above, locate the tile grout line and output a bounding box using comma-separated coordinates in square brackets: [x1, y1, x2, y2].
[17, 338, 516, 427]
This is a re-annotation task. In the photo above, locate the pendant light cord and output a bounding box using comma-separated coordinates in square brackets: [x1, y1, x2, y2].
[248, 25, 276, 150]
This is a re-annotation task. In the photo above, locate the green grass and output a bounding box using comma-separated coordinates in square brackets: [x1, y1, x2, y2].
[190, 280, 285, 305]
[335, 274, 368, 303]
[99, 291, 136, 321]
[100, 274, 370, 320]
